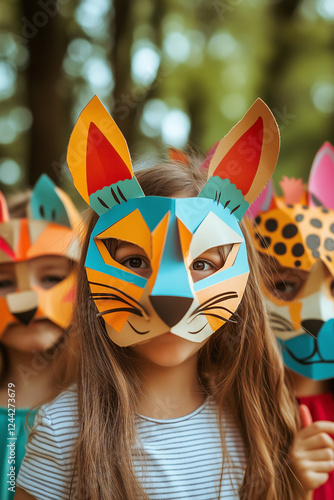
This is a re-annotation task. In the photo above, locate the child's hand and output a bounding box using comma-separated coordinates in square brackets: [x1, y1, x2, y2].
[291, 404, 334, 496]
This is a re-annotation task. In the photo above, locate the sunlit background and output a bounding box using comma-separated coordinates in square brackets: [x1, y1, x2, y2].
[0, 0, 333, 203]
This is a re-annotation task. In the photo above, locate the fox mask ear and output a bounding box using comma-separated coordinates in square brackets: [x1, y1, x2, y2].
[28, 174, 82, 232]
[66, 95, 144, 215]
[199, 98, 280, 220]
[308, 142, 334, 209]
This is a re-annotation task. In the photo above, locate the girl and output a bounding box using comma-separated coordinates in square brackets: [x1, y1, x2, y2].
[15, 96, 303, 499]
[246, 142, 334, 499]
[0, 175, 82, 500]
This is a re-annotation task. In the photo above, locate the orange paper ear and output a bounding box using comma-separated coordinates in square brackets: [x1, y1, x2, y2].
[168, 148, 189, 165]
[207, 98, 280, 206]
[67, 95, 143, 214]
[0, 191, 9, 222]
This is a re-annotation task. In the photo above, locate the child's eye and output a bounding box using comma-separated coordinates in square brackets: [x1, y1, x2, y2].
[271, 280, 301, 301]
[0, 279, 15, 288]
[190, 260, 216, 272]
[40, 275, 66, 289]
[0, 279, 16, 295]
[121, 257, 149, 269]
[329, 279, 334, 298]
[190, 259, 219, 283]
[113, 241, 152, 278]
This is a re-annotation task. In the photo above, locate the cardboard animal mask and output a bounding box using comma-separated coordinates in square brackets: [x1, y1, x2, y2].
[67, 96, 280, 347]
[247, 142, 334, 380]
[0, 175, 82, 335]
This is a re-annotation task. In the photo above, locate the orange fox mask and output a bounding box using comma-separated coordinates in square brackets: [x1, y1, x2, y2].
[0, 175, 82, 336]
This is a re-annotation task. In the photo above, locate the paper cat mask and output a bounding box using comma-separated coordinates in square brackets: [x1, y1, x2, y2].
[67, 96, 279, 347]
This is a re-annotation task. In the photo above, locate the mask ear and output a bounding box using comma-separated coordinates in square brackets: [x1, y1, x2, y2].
[0, 191, 9, 222]
[308, 142, 334, 209]
[29, 174, 82, 232]
[168, 147, 189, 165]
[247, 179, 276, 218]
[199, 98, 280, 220]
[67, 95, 144, 215]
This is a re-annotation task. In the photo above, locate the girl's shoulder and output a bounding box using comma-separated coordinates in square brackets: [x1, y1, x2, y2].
[35, 385, 79, 432]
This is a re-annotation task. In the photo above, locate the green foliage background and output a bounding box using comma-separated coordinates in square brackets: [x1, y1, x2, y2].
[0, 0, 333, 205]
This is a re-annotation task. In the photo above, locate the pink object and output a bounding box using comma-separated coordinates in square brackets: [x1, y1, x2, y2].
[200, 142, 218, 170]
[308, 142, 334, 208]
[247, 179, 274, 218]
[279, 177, 306, 205]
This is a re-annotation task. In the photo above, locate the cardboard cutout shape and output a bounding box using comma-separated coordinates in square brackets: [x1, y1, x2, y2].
[247, 142, 334, 380]
[67, 95, 280, 347]
[0, 175, 82, 336]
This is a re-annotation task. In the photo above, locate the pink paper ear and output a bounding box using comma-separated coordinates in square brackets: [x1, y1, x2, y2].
[0, 191, 9, 222]
[247, 180, 275, 218]
[308, 142, 334, 208]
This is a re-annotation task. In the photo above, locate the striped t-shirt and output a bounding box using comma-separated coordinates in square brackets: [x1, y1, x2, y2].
[17, 389, 246, 499]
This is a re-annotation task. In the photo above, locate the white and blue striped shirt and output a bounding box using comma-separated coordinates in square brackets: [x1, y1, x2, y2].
[17, 389, 246, 499]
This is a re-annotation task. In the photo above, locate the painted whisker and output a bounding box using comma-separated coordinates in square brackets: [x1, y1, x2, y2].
[97, 307, 143, 318]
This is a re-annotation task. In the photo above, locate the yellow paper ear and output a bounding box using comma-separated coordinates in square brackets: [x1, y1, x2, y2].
[207, 98, 280, 206]
[66, 95, 133, 208]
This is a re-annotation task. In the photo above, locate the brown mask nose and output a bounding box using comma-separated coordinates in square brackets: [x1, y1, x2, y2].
[149, 295, 193, 327]
[6, 290, 38, 326]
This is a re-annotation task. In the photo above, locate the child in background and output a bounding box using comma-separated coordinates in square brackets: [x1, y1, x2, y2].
[0, 175, 82, 500]
[246, 142, 334, 499]
[15, 96, 304, 500]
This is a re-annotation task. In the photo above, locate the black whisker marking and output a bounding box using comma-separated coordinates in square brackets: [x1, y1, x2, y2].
[88, 281, 148, 315]
[188, 323, 208, 334]
[127, 322, 149, 334]
[203, 305, 235, 313]
[117, 186, 127, 202]
[89, 294, 138, 309]
[97, 307, 143, 318]
[230, 204, 240, 214]
[98, 197, 110, 209]
[192, 292, 238, 316]
[197, 291, 238, 308]
[196, 312, 237, 324]
[110, 187, 120, 204]
[270, 319, 294, 331]
[224, 200, 231, 209]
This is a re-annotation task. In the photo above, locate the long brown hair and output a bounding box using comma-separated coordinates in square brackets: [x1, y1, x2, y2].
[71, 160, 303, 499]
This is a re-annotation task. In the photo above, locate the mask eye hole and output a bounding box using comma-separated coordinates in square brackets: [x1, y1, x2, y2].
[259, 255, 309, 301]
[190, 244, 235, 283]
[101, 238, 152, 279]
[330, 279, 334, 298]
[101, 238, 118, 257]
[0, 276, 16, 296]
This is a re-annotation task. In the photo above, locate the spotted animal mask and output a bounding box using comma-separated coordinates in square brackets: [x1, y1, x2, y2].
[247, 142, 334, 380]
[67, 96, 279, 347]
[0, 175, 82, 336]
